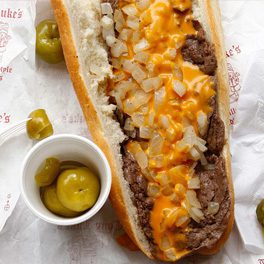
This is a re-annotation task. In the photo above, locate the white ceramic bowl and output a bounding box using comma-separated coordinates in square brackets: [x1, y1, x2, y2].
[20, 134, 111, 225]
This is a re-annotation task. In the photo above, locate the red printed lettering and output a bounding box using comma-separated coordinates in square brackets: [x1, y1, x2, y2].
[0, 113, 11, 123]
[3, 193, 11, 211]
[226, 44, 241, 58]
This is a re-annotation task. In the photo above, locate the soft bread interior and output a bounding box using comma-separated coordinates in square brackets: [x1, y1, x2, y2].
[61, 0, 153, 257]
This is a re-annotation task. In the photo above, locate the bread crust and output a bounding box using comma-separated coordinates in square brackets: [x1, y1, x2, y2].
[51, 0, 234, 260]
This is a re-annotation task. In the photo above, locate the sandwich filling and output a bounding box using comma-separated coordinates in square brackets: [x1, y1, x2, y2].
[100, 0, 230, 260]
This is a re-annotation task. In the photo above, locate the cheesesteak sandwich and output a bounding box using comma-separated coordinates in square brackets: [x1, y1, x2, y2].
[51, 0, 234, 261]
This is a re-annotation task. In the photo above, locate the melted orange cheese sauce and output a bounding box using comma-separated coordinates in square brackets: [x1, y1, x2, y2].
[110, 0, 215, 260]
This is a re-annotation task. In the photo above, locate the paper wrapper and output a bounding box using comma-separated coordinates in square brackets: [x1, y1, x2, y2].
[0, 0, 35, 231]
[1, 0, 264, 263]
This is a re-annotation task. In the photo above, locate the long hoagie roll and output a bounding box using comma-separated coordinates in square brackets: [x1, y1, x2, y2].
[51, 0, 234, 261]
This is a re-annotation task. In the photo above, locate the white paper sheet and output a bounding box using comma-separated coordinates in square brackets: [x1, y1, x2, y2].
[1, 0, 264, 263]
[0, 0, 36, 231]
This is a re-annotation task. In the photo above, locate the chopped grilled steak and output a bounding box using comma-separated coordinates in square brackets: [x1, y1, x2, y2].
[187, 155, 230, 250]
[121, 145, 156, 253]
[207, 113, 225, 154]
[181, 21, 217, 76]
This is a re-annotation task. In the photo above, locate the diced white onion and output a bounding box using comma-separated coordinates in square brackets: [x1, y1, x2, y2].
[124, 90, 151, 114]
[173, 65, 183, 81]
[136, 0, 151, 10]
[113, 72, 126, 82]
[119, 28, 132, 41]
[149, 133, 164, 156]
[194, 139, 207, 153]
[154, 87, 166, 110]
[164, 209, 178, 228]
[102, 27, 115, 40]
[140, 9, 152, 26]
[189, 147, 200, 161]
[114, 9, 125, 25]
[123, 98, 137, 113]
[132, 30, 141, 43]
[164, 248, 177, 261]
[196, 136, 207, 145]
[197, 149, 208, 166]
[170, 193, 180, 204]
[184, 126, 196, 146]
[135, 150, 148, 169]
[127, 16, 140, 30]
[133, 38, 149, 53]
[111, 58, 122, 69]
[139, 126, 152, 139]
[189, 207, 205, 223]
[134, 51, 149, 64]
[141, 168, 155, 182]
[115, 80, 137, 99]
[141, 77, 163, 92]
[168, 48, 177, 59]
[131, 113, 144, 127]
[156, 172, 170, 186]
[151, 155, 164, 168]
[111, 40, 128, 57]
[176, 140, 190, 151]
[122, 59, 135, 73]
[186, 190, 202, 209]
[101, 15, 114, 29]
[128, 141, 140, 154]
[124, 118, 134, 131]
[134, 89, 151, 107]
[190, 162, 198, 171]
[132, 64, 147, 83]
[173, 80, 186, 97]
[173, 186, 186, 201]
[114, 10, 125, 32]
[147, 183, 160, 197]
[115, 22, 124, 32]
[139, 104, 149, 114]
[101, 3, 113, 15]
[128, 142, 148, 170]
[106, 35, 117, 47]
[176, 215, 190, 227]
[208, 202, 220, 215]
[197, 111, 208, 136]
[146, 63, 155, 76]
[110, 92, 123, 109]
[188, 177, 200, 189]
[166, 127, 176, 142]
[177, 126, 208, 162]
[159, 115, 170, 129]
[148, 111, 155, 126]
[122, 4, 138, 16]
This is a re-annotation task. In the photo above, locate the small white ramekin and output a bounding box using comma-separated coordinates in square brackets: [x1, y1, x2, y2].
[20, 134, 111, 226]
